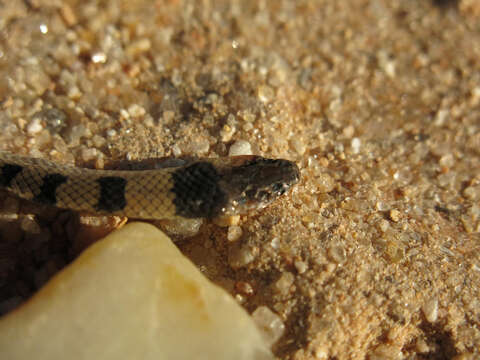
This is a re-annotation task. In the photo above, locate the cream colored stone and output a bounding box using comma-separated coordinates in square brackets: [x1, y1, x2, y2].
[0, 222, 272, 360]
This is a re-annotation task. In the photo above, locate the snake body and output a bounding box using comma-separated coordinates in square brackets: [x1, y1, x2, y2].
[0, 152, 299, 220]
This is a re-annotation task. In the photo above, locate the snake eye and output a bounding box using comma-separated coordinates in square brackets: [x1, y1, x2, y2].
[271, 182, 286, 195]
[245, 189, 270, 202]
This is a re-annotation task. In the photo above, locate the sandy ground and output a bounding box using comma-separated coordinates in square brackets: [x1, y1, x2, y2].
[0, 1, 479, 359]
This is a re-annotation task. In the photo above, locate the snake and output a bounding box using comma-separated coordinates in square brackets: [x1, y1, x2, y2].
[0, 152, 299, 220]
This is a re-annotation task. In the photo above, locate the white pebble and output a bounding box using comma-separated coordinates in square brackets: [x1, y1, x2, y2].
[189, 138, 210, 155]
[434, 109, 449, 126]
[157, 218, 203, 238]
[422, 298, 438, 323]
[342, 125, 355, 138]
[220, 124, 235, 142]
[229, 140, 252, 156]
[294, 260, 308, 274]
[91, 52, 107, 64]
[172, 144, 182, 157]
[81, 148, 98, 162]
[128, 104, 146, 118]
[27, 118, 43, 135]
[377, 219, 390, 233]
[327, 245, 346, 264]
[369, 344, 403, 360]
[351, 137, 361, 154]
[290, 138, 306, 155]
[229, 244, 257, 268]
[227, 225, 243, 242]
[316, 173, 335, 193]
[257, 85, 274, 103]
[463, 186, 480, 201]
[273, 272, 294, 294]
[106, 129, 117, 138]
[251, 306, 285, 346]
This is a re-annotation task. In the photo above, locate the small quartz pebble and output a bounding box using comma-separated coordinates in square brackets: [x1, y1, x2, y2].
[127, 104, 146, 118]
[343, 125, 355, 138]
[369, 344, 404, 360]
[214, 215, 240, 227]
[290, 138, 306, 156]
[156, 218, 203, 238]
[273, 272, 295, 294]
[422, 298, 438, 323]
[235, 281, 254, 296]
[0, 223, 273, 360]
[227, 225, 243, 242]
[316, 173, 335, 193]
[327, 245, 347, 264]
[294, 260, 308, 274]
[389, 209, 401, 222]
[351, 137, 361, 154]
[126, 38, 152, 56]
[257, 85, 274, 103]
[229, 243, 258, 268]
[377, 219, 390, 233]
[251, 306, 286, 346]
[27, 118, 43, 135]
[463, 185, 480, 201]
[229, 140, 253, 156]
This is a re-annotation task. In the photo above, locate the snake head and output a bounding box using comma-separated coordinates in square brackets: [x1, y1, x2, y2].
[171, 155, 299, 219]
[216, 156, 300, 216]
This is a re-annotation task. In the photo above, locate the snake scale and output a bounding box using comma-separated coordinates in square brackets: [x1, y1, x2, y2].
[0, 152, 299, 220]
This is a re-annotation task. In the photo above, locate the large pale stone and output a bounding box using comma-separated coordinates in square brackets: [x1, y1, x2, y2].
[0, 222, 272, 360]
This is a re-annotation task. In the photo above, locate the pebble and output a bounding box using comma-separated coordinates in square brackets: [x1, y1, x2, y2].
[91, 52, 107, 64]
[80, 147, 98, 162]
[27, 118, 43, 135]
[369, 344, 403, 360]
[187, 138, 210, 155]
[60, 4, 77, 26]
[0, 223, 273, 360]
[327, 245, 347, 264]
[227, 225, 243, 242]
[422, 298, 438, 323]
[92, 135, 106, 148]
[439, 153, 455, 168]
[213, 215, 240, 227]
[257, 85, 274, 103]
[251, 306, 285, 346]
[220, 124, 235, 142]
[377, 219, 390, 233]
[389, 209, 401, 222]
[463, 185, 480, 201]
[294, 260, 308, 274]
[290, 138, 306, 156]
[126, 38, 152, 57]
[156, 218, 203, 238]
[351, 137, 361, 154]
[235, 281, 254, 296]
[229, 140, 252, 156]
[342, 125, 355, 138]
[316, 173, 335, 193]
[40, 108, 68, 134]
[127, 104, 146, 118]
[228, 243, 258, 268]
[273, 272, 295, 294]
